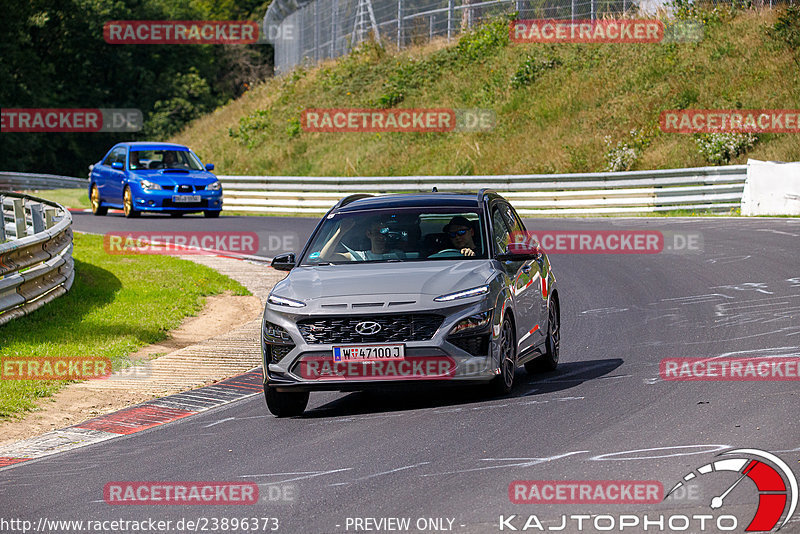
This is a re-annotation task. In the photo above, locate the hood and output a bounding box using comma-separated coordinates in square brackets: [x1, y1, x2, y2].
[134, 169, 217, 186]
[272, 260, 495, 302]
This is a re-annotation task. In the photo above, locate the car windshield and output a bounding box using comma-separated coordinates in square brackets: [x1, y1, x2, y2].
[129, 149, 204, 171]
[300, 208, 486, 265]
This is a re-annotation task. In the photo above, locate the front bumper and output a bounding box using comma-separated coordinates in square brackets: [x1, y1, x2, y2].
[131, 188, 223, 212]
[261, 299, 502, 392]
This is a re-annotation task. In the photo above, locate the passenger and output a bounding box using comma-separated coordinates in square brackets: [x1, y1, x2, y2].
[443, 216, 477, 257]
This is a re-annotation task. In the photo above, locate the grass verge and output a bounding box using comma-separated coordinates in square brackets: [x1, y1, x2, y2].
[0, 233, 250, 419]
[20, 188, 90, 210]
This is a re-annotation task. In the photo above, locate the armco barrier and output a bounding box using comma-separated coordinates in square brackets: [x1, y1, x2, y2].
[0, 171, 87, 190]
[0, 193, 74, 326]
[218, 165, 748, 215]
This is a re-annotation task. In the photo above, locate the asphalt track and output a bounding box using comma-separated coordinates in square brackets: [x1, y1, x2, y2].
[2, 213, 799, 534]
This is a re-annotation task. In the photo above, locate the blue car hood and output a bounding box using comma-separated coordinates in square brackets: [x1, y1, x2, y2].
[134, 169, 217, 186]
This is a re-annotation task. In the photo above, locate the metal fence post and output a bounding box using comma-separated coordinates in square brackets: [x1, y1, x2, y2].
[12, 198, 26, 239]
[0, 196, 5, 242]
[447, 0, 454, 40]
[430, 14, 434, 40]
[571, 0, 575, 21]
[30, 203, 45, 234]
[332, 0, 338, 55]
[397, 0, 403, 50]
[45, 207, 57, 229]
[313, 0, 320, 61]
[591, 0, 595, 20]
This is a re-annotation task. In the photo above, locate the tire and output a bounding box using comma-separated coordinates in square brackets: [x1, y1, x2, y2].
[90, 185, 107, 216]
[525, 299, 560, 374]
[489, 316, 516, 395]
[123, 186, 139, 218]
[204, 211, 220, 218]
[264, 386, 309, 417]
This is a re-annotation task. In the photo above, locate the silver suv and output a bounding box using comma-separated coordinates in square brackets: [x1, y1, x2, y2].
[261, 190, 560, 416]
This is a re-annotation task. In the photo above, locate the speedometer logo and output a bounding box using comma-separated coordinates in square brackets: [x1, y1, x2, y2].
[665, 448, 798, 531]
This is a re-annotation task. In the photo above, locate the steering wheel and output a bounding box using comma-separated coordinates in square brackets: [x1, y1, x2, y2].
[427, 248, 464, 259]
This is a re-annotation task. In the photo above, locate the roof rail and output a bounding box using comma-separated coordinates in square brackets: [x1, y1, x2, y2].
[335, 193, 373, 209]
[477, 189, 496, 203]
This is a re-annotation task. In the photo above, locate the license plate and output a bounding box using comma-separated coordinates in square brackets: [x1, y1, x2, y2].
[172, 195, 200, 203]
[332, 344, 404, 362]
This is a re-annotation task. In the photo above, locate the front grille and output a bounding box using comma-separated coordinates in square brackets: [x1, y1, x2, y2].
[265, 344, 294, 364]
[161, 185, 175, 191]
[297, 314, 443, 344]
[177, 184, 193, 193]
[449, 334, 490, 356]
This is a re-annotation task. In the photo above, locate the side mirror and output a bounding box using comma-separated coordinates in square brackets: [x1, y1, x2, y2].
[205, 163, 215, 171]
[111, 161, 124, 170]
[88, 164, 95, 173]
[498, 241, 541, 261]
[271, 253, 296, 271]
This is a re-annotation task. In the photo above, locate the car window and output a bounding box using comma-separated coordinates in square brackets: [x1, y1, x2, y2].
[491, 207, 511, 255]
[102, 147, 125, 166]
[300, 208, 486, 264]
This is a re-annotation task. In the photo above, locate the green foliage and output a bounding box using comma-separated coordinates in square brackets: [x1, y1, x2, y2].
[0, 0, 271, 176]
[668, 0, 725, 25]
[453, 16, 512, 63]
[694, 132, 758, 165]
[769, 5, 800, 65]
[510, 56, 561, 89]
[229, 109, 273, 148]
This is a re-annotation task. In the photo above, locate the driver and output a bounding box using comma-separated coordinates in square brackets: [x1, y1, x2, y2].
[162, 151, 177, 169]
[129, 151, 141, 170]
[319, 217, 407, 261]
[444, 216, 477, 257]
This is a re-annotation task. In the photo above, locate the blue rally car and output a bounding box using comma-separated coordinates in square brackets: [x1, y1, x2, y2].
[89, 142, 223, 218]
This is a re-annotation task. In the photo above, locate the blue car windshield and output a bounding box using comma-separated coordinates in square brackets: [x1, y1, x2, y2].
[300, 208, 486, 265]
[129, 150, 204, 171]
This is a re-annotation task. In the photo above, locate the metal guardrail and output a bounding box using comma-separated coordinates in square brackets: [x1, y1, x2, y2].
[0, 193, 74, 326]
[0, 171, 87, 191]
[219, 165, 748, 215]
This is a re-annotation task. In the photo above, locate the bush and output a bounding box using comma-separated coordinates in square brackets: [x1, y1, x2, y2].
[694, 132, 758, 165]
[603, 128, 652, 172]
[510, 56, 561, 89]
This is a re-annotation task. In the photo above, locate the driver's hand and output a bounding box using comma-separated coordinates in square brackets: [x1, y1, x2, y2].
[461, 248, 475, 257]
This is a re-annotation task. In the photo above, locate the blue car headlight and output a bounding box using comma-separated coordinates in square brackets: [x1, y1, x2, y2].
[207, 181, 222, 191]
[140, 180, 162, 191]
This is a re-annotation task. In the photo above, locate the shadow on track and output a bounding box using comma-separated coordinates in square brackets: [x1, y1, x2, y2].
[300, 358, 623, 419]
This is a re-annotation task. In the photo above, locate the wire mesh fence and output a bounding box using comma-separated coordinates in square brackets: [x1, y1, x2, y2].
[262, 0, 796, 73]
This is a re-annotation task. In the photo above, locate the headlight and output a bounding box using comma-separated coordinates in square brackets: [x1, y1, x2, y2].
[140, 180, 162, 190]
[268, 294, 306, 308]
[449, 311, 492, 336]
[207, 181, 222, 191]
[434, 285, 490, 302]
